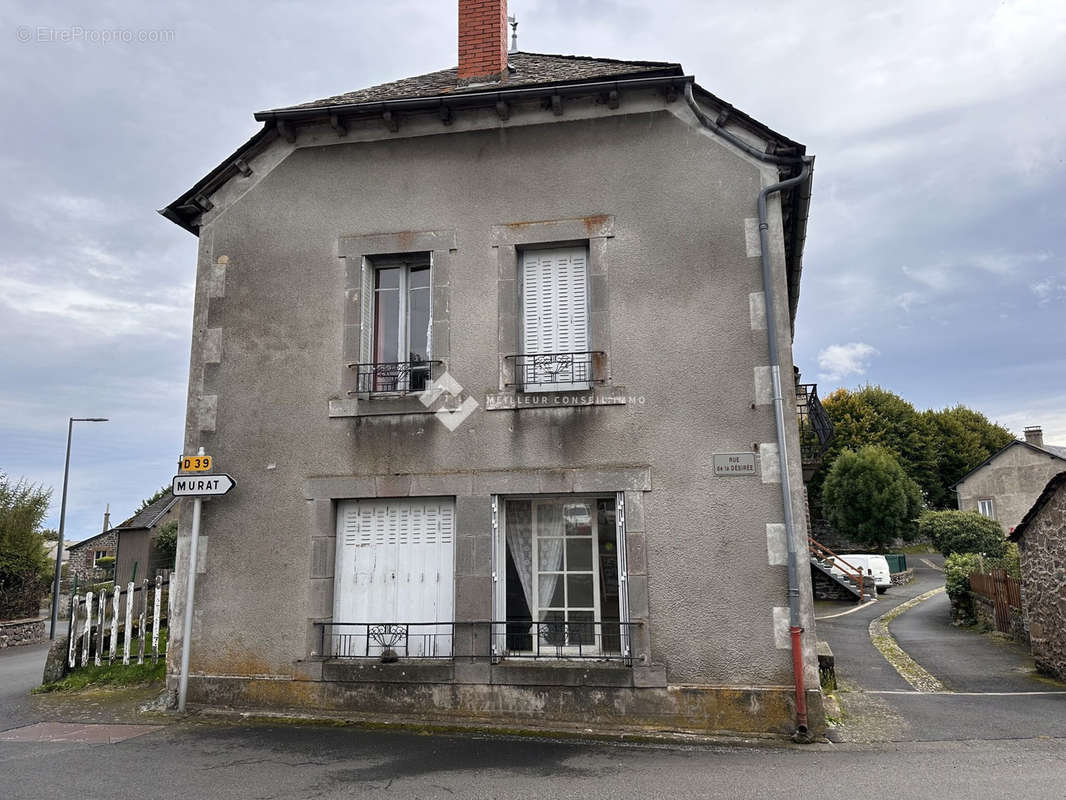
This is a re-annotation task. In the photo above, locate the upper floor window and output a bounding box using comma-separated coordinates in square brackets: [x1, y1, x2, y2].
[977, 498, 995, 519]
[518, 246, 592, 391]
[358, 255, 432, 394]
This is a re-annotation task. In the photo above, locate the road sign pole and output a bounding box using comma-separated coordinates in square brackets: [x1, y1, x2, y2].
[177, 494, 202, 713]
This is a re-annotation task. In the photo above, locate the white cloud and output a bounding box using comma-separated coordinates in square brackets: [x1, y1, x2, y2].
[1031, 274, 1066, 305]
[817, 342, 879, 382]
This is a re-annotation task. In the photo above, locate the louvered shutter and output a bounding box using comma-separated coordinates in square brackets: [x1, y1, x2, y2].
[521, 247, 589, 390]
[334, 498, 455, 657]
[359, 258, 374, 365]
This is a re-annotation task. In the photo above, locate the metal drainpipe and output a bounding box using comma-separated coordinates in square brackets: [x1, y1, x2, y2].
[684, 82, 814, 739]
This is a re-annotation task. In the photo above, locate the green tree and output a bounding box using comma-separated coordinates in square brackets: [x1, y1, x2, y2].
[136, 485, 171, 513]
[0, 473, 53, 619]
[922, 406, 1014, 508]
[821, 446, 923, 551]
[151, 520, 178, 570]
[810, 386, 1015, 517]
[918, 509, 1007, 558]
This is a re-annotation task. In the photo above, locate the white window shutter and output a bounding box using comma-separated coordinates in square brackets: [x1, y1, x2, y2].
[360, 258, 374, 364]
[521, 247, 589, 390]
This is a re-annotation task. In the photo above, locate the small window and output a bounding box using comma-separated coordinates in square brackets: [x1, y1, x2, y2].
[359, 255, 432, 394]
[519, 247, 591, 391]
[977, 498, 995, 519]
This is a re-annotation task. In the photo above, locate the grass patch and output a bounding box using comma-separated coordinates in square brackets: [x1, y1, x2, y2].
[35, 660, 165, 694]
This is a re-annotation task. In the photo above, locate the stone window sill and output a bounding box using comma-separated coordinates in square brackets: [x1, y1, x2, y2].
[485, 385, 629, 411]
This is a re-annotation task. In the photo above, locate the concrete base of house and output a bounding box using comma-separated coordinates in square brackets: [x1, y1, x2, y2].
[177, 667, 825, 738]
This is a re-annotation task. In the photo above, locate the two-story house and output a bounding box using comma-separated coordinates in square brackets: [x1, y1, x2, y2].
[161, 0, 823, 738]
[954, 426, 1066, 533]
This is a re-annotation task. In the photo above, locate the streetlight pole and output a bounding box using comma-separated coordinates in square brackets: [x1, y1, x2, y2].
[49, 416, 108, 640]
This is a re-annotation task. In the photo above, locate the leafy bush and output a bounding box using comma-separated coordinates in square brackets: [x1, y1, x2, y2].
[945, 552, 984, 624]
[151, 520, 178, 569]
[919, 510, 1006, 558]
[0, 473, 52, 620]
[821, 446, 923, 551]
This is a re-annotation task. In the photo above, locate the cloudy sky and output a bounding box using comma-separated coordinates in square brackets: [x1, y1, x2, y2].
[2, 0, 1064, 541]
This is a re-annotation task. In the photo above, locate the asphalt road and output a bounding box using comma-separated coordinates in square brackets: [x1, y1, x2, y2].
[0, 633, 58, 731]
[817, 558, 1066, 742]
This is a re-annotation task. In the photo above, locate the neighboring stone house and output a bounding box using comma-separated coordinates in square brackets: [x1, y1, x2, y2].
[160, 1, 827, 736]
[66, 530, 117, 586]
[953, 426, 1066, 533]
[112, 490, 181, 587]
[1010, 472, 1066, 681]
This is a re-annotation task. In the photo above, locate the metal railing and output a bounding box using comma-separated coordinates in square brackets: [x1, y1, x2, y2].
[505, 351, 606, 389]
[494, 619, 636, 664]
[348, 359, 442, 396]
[808, 537, 865, 602]
[315, 620, 639, 665]
[796, 383, 834, 462]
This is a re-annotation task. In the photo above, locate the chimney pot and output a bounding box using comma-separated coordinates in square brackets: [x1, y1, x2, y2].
[1024, 426, 1044, 448]
[458, 0, 508, 82]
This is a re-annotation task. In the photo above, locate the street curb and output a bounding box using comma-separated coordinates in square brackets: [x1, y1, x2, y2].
[868, 587, 947, 693]
[179, 706, 829, 750]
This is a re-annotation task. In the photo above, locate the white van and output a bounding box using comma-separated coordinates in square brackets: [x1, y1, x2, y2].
[832, 554, 892, 593]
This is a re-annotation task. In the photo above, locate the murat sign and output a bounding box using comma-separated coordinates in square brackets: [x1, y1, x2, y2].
[172, 474, 235, 496]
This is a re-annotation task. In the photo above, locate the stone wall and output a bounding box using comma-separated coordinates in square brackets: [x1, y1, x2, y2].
[891, 569, 915, 586]
[971, 593, 1028, 645]
[1016, 480, 1066, 680]
[67, 530, 118, 585]
[0, 617, 46, 648]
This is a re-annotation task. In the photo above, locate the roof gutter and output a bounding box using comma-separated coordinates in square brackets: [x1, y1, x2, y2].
[685, 80, 816, 743]
[253, 73, 691, 122]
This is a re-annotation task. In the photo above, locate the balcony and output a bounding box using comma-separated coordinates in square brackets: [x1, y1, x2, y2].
[796, 382, 834, 480]
[315, 620, 639, 665]
[504, 351, 607, 391]
[348, 359, 443, 397]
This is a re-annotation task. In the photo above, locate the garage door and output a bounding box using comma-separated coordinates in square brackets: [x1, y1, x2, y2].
[333, 498, 455, 657]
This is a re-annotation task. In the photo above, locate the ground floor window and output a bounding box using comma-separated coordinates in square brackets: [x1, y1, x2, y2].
[332, 498, 455, 657]
[498, 495, 626, 657]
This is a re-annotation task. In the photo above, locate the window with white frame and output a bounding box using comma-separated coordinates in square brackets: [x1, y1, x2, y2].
[519, 246, 590, 391]
[359, 254, 432, 394]
[977, 498, 995, 519]
[498, 496, 626, 657]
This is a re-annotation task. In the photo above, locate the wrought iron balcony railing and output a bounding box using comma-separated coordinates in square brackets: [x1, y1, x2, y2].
[796, 382, 834, 462]
[315, 620, 639, 665]
[505, 351, 607, 390]
[348, 359, 442, 396]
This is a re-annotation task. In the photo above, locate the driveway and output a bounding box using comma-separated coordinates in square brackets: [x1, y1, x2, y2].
[817, 558, 1066, 742]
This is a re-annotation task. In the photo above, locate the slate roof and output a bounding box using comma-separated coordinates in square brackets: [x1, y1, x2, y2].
[951, 439, 1066, 488]
[263, 52, 683, 113]
[114, 490, 178, 531]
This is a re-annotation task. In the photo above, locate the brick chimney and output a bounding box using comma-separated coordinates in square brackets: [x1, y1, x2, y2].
[1024, 426, 1044, 448]
[458, 0, 508, 82]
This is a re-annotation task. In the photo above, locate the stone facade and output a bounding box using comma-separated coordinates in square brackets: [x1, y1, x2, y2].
[1011, 472, 1066, 680]
[66, 530, 118, 586]
[0, 617, 46, 648]
[955, 440, 1066, 533]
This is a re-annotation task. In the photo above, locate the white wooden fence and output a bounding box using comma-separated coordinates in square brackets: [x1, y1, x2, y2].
[67, 576, 168, 669]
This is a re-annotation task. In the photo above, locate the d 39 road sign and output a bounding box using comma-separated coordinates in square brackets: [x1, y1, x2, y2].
[172, 473, 235, 497]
